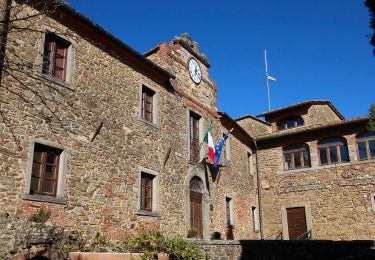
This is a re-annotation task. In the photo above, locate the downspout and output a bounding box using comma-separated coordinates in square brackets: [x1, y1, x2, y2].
[252, 138, 264, 239]
[0, 0, 12, 84]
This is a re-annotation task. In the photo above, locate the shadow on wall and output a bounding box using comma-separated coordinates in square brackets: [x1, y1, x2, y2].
[239, 240, 375, 260]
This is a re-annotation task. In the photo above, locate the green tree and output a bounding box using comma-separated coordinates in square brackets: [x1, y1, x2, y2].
[365, 0, 375, 54]
[368, 103, 375, 132]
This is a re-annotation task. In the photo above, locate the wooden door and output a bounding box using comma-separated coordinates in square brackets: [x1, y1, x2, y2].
[286, 207, 307, 240]
[190, 191, 203, 238]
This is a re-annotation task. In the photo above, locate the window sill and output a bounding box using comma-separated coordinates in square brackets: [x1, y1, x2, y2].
[139, 118, 159, 129]
[136, 209, 160, 217]
[277, 162, 351, 175]
[38, 73, 74, 91]
[22, 194, 66, 205]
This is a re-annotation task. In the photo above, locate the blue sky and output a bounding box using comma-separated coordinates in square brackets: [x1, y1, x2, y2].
[67, 0, 374, 119]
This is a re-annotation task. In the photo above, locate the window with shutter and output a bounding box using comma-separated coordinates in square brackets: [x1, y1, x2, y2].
[189, 112, 200, 163]
[141, 86, 155, 123]
[30, 144, 62, 196]
[42, 34, 70, 80]
[141, 173, 154, 211]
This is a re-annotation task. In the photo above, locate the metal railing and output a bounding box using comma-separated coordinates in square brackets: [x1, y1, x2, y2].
[265, 231, 283, 240]
[296, 229, 312, 240]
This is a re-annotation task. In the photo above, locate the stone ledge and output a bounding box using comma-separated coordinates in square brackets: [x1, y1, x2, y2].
[277, 162, 351, 175]
[22, 194, 66, 205]
[38, 73, 75, 91]
[136, 209, 160, 217]
[139, 118, 160, 129]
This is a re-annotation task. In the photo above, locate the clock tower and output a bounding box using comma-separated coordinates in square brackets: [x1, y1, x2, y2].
[144, 33, 218, 115]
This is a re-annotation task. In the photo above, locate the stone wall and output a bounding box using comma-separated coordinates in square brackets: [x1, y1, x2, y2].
[0, 214, 64, 260]
[236, 116, 271, 137]
[0, 2, 255, 242]
[257, 128, 375, 240]
[193, 239, 375, 260]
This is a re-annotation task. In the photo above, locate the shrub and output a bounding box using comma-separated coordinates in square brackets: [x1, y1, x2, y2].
[29, 205, 51, 223]
[187, 228, 199, 238]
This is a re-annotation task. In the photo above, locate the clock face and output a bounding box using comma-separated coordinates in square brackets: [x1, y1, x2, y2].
[188, 58, 202, 84]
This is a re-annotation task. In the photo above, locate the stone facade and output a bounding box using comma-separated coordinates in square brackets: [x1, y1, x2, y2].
[239, 101, 375, 240]
[0, 1, 372, 249]
[0, 1, 258, 246]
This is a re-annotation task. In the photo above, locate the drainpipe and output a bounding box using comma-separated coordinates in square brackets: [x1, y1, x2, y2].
[0, 0, 12, 85]
[252, 138, 264, 240]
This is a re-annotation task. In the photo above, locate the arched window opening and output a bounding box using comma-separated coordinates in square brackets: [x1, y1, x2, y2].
[278, 116, 304, 130]
[356, 132, 375, 161]
[283, 144, 311, 170]
[318, 138, 349, 165]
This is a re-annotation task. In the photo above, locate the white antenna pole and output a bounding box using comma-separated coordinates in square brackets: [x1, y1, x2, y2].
[264, 50, 271, 111]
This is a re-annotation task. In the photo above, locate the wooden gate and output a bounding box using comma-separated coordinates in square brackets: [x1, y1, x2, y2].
[286, 207, 307, 240]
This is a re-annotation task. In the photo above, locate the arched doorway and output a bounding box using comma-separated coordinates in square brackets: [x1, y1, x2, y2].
[190, 176, 203, 238]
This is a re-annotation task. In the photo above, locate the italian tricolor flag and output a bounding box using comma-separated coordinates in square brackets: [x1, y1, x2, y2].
[203, 127, 216, 164]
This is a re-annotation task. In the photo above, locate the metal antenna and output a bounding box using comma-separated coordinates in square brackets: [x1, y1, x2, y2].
[264, 50, 277, 111]
[264, 50, 271, 111]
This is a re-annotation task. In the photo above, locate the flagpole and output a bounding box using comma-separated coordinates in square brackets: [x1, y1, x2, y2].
[264, 50, 271, 111]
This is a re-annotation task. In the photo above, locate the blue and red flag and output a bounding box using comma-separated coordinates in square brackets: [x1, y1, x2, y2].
[214, 128, 233, 168]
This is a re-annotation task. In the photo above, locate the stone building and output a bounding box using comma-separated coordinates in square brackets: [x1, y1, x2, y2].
[237, 100, 375, 240]
[1, 1, 373, 248]
[0, 1, 260, 242]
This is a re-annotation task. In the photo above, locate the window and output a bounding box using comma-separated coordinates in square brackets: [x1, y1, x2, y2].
[141, 173, 154, 211]
[42, 33, 70, 80]
[137, 168, 159, 216]
[30, 143, 62, 196]
[371, 193, 375, 212]
[278, 116, 304, 130]
[141, 86, 155, 123]
[318, 138, 349, 165]
[356, 132, 375, 161]
[226, 197, 232, 226]
[189, 112, 200, 163]
[247, 152, 253, 175]
[251, 206, 259, 231]
[283, 144, 311, 170]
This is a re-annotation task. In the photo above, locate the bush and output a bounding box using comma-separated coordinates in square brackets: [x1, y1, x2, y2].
[211, 231, 221, 240]
[60, 229, 202, 259]
[187, 228, 199, 238]
[29, 205, 51, 223]
[126, 230, 201, 259]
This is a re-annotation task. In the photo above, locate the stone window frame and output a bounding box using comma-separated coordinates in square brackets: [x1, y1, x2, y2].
[37, 26, 75, 89]
[283, 143, 312, 171]
[139, 83, 159, 127]
[317, 137, 350, 165]
[224, 195, 235, 228]
[187, 109, 206, 164]
[281, 202, 312, 240]
[247, 151, 254, 176]
[356, 132, 375, 161]
[251, 205, 260, 232]
[277, 115, 305, 131]
[371, 193, 375, 212]
[223, 131, 232, 162]
[136, 167, 160, 217]
[184, 167, 210, 240]
[23, 138, 68, 205]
